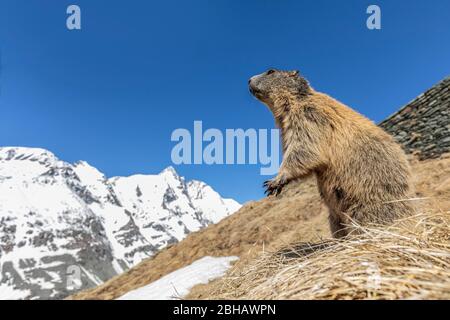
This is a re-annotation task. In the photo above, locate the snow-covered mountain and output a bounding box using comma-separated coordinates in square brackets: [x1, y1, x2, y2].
[0, 147, 240, 300]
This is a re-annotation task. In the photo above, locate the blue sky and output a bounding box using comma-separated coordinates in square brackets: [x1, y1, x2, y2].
[1, 0, 449, 203]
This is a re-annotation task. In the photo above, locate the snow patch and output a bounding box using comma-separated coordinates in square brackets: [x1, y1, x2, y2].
[117, 256, 238, 300]
[0, 283, 31, 300]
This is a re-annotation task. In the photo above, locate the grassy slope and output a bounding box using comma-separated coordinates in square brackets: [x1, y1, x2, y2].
[198, 210, 450, 300]
[71, 155, 450, 300]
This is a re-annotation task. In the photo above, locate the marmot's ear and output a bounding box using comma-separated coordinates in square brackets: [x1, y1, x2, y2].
[290, 70, 299, 77]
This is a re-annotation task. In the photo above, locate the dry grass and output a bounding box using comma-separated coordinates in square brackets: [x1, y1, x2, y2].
[200, 211, 450, 300]
[71, 154, 450, 300]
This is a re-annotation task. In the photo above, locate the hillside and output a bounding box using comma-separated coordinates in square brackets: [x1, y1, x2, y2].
[70, 76, 450, 300]
[69, 153, 450, 300]
[70, 175, 330, 299]
[188, 155, 450, 299]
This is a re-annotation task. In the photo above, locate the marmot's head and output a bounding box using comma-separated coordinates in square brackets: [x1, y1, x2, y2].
[249, 69, 310, 107]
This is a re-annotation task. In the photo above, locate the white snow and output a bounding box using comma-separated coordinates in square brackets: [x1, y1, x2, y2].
[117, 256, 238, 300]
[0, 283, 32, 300]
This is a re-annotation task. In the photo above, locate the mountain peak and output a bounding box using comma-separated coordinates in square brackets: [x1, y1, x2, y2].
[160, 166, 178, 176]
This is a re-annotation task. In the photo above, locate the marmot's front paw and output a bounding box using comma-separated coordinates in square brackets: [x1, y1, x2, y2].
[263, 178, 287, 197]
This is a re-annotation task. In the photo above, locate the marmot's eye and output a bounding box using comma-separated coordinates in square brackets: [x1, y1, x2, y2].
[267, 69, 276, 75]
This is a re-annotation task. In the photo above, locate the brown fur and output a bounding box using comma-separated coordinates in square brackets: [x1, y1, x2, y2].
[249, 69, 413, 237]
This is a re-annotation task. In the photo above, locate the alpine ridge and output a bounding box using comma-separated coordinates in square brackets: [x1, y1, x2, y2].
[0, 147, 240, 300]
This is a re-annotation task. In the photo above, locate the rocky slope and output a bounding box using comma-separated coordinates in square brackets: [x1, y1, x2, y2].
[380, 76, 450, 159]
[0, 147, 240, 300]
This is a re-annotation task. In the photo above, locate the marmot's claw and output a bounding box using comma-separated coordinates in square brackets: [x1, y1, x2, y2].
[264, 179, 285, 197]
[263, 180, 273, 196]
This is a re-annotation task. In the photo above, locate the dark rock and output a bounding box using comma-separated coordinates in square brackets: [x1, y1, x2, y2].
[380, 76, 450, 160]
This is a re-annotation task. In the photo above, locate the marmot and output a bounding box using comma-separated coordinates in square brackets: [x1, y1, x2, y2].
[249, 69, 413, 238]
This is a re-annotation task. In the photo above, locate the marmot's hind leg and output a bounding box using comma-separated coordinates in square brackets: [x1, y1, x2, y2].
[328, 210, 348, 238]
